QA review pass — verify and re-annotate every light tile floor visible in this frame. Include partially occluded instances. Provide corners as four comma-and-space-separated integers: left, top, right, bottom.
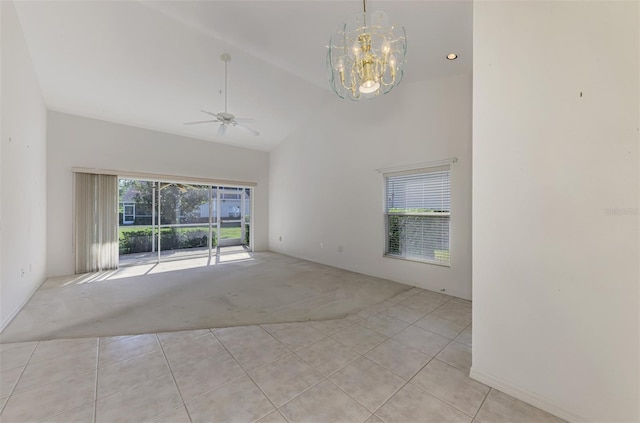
0, 288, 565, 423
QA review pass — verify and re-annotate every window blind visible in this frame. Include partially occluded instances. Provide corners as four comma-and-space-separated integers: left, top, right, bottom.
75, 173, 119, 273
384, 167, 451, 266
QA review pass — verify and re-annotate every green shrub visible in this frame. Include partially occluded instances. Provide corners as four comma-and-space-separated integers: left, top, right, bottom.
119, 227, 217, 255
387, 215, 402, 255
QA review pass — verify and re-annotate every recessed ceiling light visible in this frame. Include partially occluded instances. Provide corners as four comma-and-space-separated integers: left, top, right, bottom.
446, 53, 458, 60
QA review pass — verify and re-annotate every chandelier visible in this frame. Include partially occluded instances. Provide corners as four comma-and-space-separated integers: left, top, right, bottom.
327, 0, 407, 100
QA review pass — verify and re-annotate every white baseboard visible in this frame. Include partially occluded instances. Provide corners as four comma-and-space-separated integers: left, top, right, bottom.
267, 249, 470, 300
0, 277, 45, 334
469, 367, 590, 423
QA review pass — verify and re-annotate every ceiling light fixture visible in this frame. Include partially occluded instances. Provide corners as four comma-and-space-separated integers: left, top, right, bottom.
447, 53, 458, 60
183, 54, 259, 136
327, 0, 407, 100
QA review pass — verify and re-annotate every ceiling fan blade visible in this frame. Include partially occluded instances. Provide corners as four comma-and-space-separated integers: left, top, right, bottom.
184, 119, 219, 125
218, 123, 227, 136
233, 117, 255, 123
234, 122, 260, 136
201, 110, 219, 118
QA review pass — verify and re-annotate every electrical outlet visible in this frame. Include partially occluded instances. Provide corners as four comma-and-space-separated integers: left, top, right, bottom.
320, 242, 323, 249
279, 235, 283, 242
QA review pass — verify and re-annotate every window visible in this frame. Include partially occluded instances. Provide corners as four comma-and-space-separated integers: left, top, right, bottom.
384, 166, 451, 266
122, 203, 135, 224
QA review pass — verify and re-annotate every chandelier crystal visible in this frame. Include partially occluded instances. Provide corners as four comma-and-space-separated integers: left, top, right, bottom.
327, 1, 407, 100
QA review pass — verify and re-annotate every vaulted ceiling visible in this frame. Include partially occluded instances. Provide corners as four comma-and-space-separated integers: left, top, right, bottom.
14, 1, 472, 151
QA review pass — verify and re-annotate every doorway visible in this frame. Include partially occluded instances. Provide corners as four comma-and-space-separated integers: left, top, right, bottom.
118, 178, 252, 266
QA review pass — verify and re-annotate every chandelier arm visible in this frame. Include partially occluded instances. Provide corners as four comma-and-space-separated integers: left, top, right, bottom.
338, 63, 357, 91
380, 73, 396, 87
380, 59, 397, 86
341, 80, 356, 92
351, 69, 359, 97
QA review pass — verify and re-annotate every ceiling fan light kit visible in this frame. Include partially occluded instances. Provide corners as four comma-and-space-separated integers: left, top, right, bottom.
184, 53, 259, 136
327, 0, 407, 100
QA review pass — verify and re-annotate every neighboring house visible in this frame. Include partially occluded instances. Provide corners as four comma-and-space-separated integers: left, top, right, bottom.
119, 184, 152, 225
197, 190, 246, 221
120, 185, 137, 225
120, 186, 137, 224
120, 184, 249, 225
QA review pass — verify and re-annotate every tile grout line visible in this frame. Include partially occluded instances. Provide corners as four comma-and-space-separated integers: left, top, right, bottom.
273, 368, 336, 420
214, 325, 368, 421
272, 319, 414, 420
97, 335, 163, 369
215, 325, 314, 375
155, 333, 194, 423
403, 355, 487, 419
363, 349, 433, 382
269, 330, 329, 354
454, 321, 473, 347
328, 331, 389, 357
272, 328, 370, 412
208, 328, 284, 422
293, 339, 362, 379
366, 295, 471, 342
91, 345, 176, 403
0, 341, 39, 416
366, 305, 472, 421
472, 388, 493, 422
321, 376, 387, 422
157, 329, 210, 344
366, 352, 441, 420
276, 375, 330, 419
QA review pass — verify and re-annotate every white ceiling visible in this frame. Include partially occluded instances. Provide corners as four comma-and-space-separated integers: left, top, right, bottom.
14, 0, 472, 151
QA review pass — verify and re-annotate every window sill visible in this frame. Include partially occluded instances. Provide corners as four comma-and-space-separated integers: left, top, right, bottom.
383, 254, 451, 268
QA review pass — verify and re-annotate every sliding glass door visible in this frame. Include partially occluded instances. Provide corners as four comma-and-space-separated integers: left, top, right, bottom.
118, 180, 156, 259
217, 187, 242, 247
118, 178, 252, 265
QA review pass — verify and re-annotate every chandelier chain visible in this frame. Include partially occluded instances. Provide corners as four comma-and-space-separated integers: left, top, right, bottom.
224, 59, 228, 113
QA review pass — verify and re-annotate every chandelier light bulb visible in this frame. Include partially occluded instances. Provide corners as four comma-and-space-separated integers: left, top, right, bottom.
359, 81, 381, 94
382, 41, 390, 55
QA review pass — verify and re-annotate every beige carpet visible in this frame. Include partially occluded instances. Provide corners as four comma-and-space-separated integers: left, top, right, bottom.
1, 251, 409, 342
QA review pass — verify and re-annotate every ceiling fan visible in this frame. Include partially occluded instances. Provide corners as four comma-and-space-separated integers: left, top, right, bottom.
184, 53, 259, 136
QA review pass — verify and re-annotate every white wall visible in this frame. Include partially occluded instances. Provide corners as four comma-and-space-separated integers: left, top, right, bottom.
1, 1, 48, 330
269, 74, 472, 299
472, 2, 639, 422
47, 112, 269, 276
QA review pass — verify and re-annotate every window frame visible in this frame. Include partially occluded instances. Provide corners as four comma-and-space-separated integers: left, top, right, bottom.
122, 202, 136, 224
382, 165, 452, 267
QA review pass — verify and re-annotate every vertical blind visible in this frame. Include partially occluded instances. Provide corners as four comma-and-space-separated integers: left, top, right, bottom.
75, 172, 119, 273
384, 166, 451, 265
